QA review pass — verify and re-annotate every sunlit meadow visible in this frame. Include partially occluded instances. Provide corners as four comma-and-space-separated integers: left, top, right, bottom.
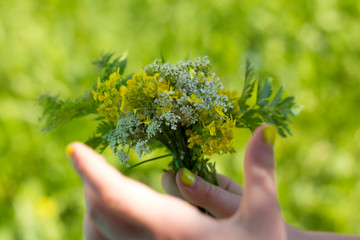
0, 0, 359, 239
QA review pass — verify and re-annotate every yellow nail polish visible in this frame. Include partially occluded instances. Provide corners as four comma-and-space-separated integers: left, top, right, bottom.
181, 168, 195, 187
65, 144, 74, 156
262, 125, 277, 146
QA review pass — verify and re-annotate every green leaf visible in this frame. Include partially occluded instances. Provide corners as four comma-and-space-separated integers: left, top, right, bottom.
39, 93, 97, 132
92, 52, 128, 81
84, 121, 114, 152
237, 109, 262, 131
257, 77, 273, 107
96, 121, 113, 135
160, 52, 166, 64
118, 58, 128, 76
236, 60, 297, 137
85, 135, 104, 150
85, 134, 109, 153
270, 86, 284, 107
92, 52, 115, 71
244, 58, 255, 85
239, 59, 256, 111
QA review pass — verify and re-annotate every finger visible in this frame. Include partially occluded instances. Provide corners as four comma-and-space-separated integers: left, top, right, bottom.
237, 125, 285, 235
216, 174, 243, 196
161, 171, 184, 199
67, 142, 213, 239
175, 169, 242, 218
162, 171, 243, 215
83, 213, 108, 240
84, 185, 152, 239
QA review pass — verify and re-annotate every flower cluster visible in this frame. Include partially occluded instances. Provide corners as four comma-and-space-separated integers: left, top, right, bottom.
91, 70, 122, 125
92, 57, 240, 170
39, 53, 296, 185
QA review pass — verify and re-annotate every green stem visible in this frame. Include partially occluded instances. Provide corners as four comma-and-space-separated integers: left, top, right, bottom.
126, 154, 172, 171
160, 128, 178, 159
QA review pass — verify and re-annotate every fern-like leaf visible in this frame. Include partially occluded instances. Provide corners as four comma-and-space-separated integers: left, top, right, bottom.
39, 93, 97, 132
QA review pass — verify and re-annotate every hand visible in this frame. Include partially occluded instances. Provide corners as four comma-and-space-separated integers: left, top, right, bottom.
67, 125, 287, 239
162, 168, 243, 219
162, 135, 360, 240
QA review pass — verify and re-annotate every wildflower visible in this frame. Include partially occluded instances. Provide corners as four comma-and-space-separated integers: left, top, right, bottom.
206, 121, 217, 136
143, 117, 151, 125
187, 93, 203, 104
188, 134, 202, 148
214, 105, 226, 117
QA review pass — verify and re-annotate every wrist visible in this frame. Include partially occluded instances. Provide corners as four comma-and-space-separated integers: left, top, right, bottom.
285, 224, 360, 240
286, 224, 309, 240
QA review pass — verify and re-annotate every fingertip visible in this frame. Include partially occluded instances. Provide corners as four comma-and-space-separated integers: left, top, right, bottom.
70, 141, 97, 154
65, 142, 106, 179
175, 169, 199, 198
65, 142, 89, 159
246, 125, 276, 170
251, 124, 278, 148
176, 168, 196, 187
65, 143, 74, 157
262, 125, 277, 146
65, 142, 81, 174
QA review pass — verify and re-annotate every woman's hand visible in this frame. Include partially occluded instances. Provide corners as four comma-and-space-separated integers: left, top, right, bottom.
162, 169, 243, 219
162, 132, 360, 240
67, 125, 287, 239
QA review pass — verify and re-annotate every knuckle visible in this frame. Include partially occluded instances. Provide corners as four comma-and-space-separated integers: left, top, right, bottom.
202, 184, 221, 203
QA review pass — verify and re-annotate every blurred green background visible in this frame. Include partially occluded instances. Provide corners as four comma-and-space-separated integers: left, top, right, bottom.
1, 0, 360, 239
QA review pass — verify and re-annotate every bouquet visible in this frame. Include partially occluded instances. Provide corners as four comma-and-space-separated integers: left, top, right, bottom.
39, 53, 297, 185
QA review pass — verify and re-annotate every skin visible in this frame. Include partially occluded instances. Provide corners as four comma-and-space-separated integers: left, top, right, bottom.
67, 126, 360, 240
162, 166, 360, 240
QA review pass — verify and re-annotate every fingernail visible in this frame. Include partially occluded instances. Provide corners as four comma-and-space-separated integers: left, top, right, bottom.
262, 125, 277, 146
181, 168, 195, 187
65, 144, 74, 157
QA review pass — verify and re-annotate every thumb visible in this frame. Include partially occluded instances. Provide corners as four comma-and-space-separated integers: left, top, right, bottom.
237, 125, 285, 236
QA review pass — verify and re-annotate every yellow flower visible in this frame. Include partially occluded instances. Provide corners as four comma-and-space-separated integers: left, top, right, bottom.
120, 99, 129, 113
92, 89, 100, 101
214, 105, 225, 116
109, 68, 121, 83
91, 71, 123, 125
127, 71, 169, 100
189, 68, 196, 78
137, 114, 146, 120
120, 85, 128, 96
143, 117, 151, 125
188, 134, 202, 148
174, 89, 182, 99
119, 86, 129, 113
187, 93, 202, 104
157, 82, 169, 94
206, 120, 216, 136
159, 105, 172, 115
209, 139, 218, 152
